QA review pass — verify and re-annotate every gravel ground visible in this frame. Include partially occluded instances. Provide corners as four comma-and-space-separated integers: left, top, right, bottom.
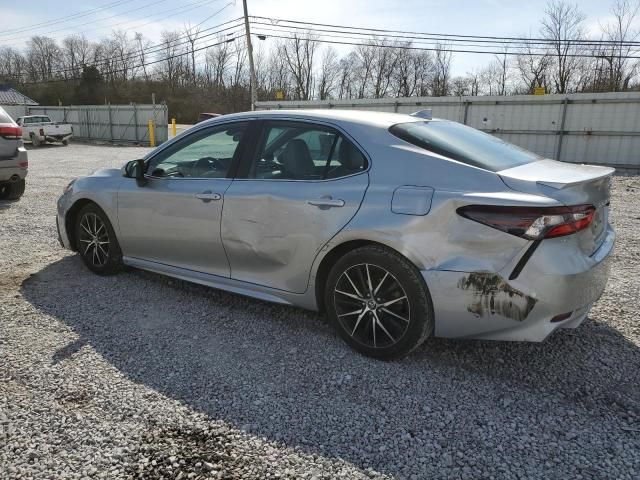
1, 143, 639, 479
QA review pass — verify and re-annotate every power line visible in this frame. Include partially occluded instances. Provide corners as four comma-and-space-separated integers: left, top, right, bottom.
250, 20, 640, 51
0, 0, 136, 35
0, 0, 216, 43
251, 30, 640, 60
252, 15, 640, 48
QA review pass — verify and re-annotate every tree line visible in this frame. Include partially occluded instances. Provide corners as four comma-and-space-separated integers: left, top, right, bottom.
0, 0, 638, 122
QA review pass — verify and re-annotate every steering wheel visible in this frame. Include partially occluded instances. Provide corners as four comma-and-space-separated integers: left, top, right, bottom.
192, 157, 225, 176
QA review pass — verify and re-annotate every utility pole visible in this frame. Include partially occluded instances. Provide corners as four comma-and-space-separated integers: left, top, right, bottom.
243, 0, 257, 111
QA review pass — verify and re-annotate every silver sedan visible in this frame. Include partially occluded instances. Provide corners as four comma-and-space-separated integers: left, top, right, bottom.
57, 110, 615, 359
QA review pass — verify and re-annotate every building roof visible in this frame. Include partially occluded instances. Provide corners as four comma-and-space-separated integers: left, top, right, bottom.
0, 85, 38, 106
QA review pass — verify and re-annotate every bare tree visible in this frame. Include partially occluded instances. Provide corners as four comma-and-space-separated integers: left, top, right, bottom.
278, 33, 318, 100
111, 31, 135, 82
431, 43, 452, 96
26, 36, 60, 81
134, 32, 152, 82
157, 30, 185, 90
337, 53, 356, 99
266, 46, 291, 97
317, 47, 339, 99
61, 34, 92, 80
184, 24, 201, 85
229, 39, 247, 88
596, 0, 640, 91
0, 47, 27, 83
465, 69, 481, 96
541, 0, 586, 93
370, 40, 400, 98
205, 37, 233, 87
516, 37, 551, 93
353, 43, 376, 98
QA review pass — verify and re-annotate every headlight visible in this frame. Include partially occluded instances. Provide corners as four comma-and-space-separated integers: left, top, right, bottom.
63, 179, 76, 194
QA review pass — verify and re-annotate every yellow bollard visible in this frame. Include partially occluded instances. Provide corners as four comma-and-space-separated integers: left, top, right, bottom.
171, 118, 177, 137
148, 119, 155, 147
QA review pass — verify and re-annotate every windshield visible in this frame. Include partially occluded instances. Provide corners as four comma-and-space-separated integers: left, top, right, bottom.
389, 121, 542, 172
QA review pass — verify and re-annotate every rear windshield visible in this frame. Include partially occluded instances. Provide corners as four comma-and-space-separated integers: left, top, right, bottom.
389, 120, 542, 172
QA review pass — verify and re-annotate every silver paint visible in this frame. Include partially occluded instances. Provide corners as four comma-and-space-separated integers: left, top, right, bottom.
56, 109, 615, 341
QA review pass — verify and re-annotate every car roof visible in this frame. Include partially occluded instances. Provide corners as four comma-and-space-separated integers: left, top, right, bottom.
211, 109, 425, 129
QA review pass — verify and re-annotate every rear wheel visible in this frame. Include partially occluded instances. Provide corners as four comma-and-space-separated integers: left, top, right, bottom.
75, 203, 123, 275
325, 245, 434, 359
0, 179, 25, 200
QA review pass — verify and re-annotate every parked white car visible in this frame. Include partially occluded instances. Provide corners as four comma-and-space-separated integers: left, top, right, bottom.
16, 115, 73, 147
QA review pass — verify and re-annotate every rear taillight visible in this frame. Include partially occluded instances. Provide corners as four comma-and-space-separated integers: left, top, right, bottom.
457, 204, 596, 240
19, 161, 28, 169
39, 128, 45, 136
0, 123, 21, 140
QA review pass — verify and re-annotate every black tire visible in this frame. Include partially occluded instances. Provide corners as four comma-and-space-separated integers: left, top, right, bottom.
325, 245, 434, 360
0, 179, 26, 200
75, 203, 123, 275
62, 139, 69, 146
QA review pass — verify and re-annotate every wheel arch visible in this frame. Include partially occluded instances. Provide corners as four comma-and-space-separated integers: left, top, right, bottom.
65, 198, 113, 251
313, 238, 421, 314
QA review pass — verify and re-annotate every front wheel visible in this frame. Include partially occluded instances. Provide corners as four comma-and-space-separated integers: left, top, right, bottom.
62, 139, 69, 146
325, 245, 434, 360
75, 203, 123, 275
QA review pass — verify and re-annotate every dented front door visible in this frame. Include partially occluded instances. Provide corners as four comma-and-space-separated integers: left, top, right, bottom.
221, 175, 368, 293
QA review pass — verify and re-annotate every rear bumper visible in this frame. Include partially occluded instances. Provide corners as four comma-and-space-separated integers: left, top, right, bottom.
45, 133, 72, 142
0, 148, 28, 182
425, 225, 615, 341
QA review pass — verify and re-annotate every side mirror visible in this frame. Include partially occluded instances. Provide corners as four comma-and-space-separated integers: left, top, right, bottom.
123, 159, 147, 186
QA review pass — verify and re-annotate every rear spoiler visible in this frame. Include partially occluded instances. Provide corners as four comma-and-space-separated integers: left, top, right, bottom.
411, 109, 433, 120
537, 166, 615, 190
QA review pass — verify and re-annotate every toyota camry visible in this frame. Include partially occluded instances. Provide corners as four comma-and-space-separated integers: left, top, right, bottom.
57, 110, 615, 359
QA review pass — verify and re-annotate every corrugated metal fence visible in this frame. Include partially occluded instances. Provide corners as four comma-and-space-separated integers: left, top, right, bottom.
27, 104, 168, 145
256, 92, 640, 173
2, 104, 168, 145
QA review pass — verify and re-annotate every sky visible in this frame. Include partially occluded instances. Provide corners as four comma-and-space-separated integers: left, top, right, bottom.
0, 0, 635, 75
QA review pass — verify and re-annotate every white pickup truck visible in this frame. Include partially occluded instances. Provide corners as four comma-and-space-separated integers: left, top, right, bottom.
16, 115, 73, 147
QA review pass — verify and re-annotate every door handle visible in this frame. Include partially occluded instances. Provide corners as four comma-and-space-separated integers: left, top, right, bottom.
194, 191, 221, 202
307, 197, 345, 208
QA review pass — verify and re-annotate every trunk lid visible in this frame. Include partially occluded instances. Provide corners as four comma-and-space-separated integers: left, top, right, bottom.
498, 159, 613, 255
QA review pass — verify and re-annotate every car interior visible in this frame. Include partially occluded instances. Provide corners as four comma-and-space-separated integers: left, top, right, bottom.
252, 126, 367, 180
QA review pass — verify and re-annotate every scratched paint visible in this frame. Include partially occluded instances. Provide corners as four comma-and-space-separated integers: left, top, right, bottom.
457, 273, 537, 322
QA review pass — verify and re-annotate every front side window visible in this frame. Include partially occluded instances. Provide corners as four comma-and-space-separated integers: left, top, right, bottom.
249, 122, 367, 180
389, 120, 542, 172
147, 122, 247, 178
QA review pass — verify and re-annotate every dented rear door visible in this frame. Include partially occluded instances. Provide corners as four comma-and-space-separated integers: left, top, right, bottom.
221, 174, 368, 293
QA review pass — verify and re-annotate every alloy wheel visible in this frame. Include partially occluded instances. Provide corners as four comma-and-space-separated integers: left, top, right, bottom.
333, 263, 411, 349
78, 212, 110, 267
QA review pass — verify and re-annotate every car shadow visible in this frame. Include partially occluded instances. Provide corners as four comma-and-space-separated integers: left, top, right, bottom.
24, 143, 65, 150
21, 255, 640, 477
0, 198, 19, 210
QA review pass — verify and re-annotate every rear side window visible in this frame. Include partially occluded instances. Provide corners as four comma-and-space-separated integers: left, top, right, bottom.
389, 121, 541, 172
248, 121, 367, 180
